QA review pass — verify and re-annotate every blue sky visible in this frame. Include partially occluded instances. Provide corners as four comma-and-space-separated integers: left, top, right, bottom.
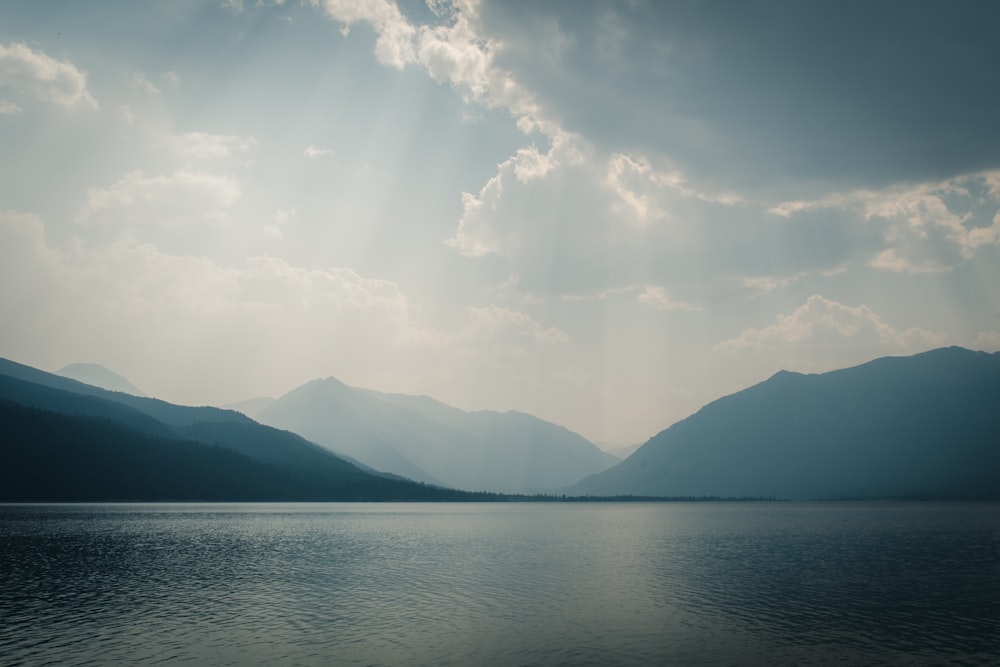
2, 0, 998, 445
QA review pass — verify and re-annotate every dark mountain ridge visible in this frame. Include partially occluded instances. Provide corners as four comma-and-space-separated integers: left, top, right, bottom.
571, 347, 1000, 500
0, 357, 251, 428
0, 359, 485, 501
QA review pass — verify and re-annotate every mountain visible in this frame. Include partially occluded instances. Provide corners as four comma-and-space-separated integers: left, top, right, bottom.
370, 389, 621, 490
570, 347, 1000, 500
594, 441, 643, 460
256, 379, 619, 493
0, 358, 486, 501
221, 396, 275, 418
57, 362, 146, 396
0, 357, 252, 428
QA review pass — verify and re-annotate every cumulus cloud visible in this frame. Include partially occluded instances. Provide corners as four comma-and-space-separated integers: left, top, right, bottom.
605, 154, 675, 224
0, 210, 423, 399
312, 0, 417, 68
0, 42, 98, 109
0, 209, 573, 406
313, 0, 548, 133
771, 171, 1000, 274
471, 2, 1000, 193
717, 294, 945, 356
78, 170, 241, 227
315, 0, 735, 300
447, 133, 584, 258
0, 99, 21, 114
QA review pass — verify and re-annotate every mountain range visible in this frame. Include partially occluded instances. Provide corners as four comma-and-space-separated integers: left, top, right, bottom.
571, 347, 1000, 500
0, 358, 489, 502
2, 347, 997, 501
250, 378, 619, 493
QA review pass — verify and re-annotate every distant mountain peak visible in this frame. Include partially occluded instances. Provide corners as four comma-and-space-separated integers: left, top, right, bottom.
256, 375, 619, 493
56, 362, 145, 396
769, 369, 805, 379
303, 376, 352, 391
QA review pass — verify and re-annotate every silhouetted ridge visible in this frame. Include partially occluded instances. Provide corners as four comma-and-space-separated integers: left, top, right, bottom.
571, 347, 1000, 500
0, 358, 491, 501
0, 357, 252, 427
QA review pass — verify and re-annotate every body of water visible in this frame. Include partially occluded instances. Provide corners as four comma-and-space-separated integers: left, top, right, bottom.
1, 502, 998, 666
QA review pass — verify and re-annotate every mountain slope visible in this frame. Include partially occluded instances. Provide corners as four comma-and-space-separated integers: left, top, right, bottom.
361, 390, 620, 490
257, 380, 618, 493
257, 378, 446, 485
0, 400, 483, 501
0, 357, 252, 428
0, 359, 484, 501
570, 347, 1000, 499
57, 362, 145, 396
221, 396, 275, 418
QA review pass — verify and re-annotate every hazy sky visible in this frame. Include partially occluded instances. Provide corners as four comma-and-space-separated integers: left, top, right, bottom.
2, 0, 999, 445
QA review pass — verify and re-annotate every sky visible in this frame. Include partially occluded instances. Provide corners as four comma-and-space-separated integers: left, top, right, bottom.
2, 0, 999, 446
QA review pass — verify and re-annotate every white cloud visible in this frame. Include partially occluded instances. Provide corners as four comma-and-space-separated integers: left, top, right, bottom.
303, 144, 333, 158
0, 42, 98, 109
447, 132, 582, 258
447, 149, 526, 257
78, 170, 242, 227
0, 210, 576, 407
169, 132, 258, 162
717, 294, 945, 355
0, 211, 421, 399
312, 0, 417, 68
0, 99, 21, 114
313, 0, 549, 134
770, 171, 1000, 273
606, 154, 671, 224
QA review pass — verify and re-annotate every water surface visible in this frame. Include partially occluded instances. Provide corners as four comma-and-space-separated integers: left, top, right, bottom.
2, 502, 998, 665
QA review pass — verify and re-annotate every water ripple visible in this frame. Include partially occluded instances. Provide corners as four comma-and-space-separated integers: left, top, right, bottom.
1, 502, 998, 666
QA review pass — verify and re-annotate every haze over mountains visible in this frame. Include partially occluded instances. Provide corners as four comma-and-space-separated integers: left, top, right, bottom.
0, 359, 484, 502
571, 347, 1000, 500
252, 378, 619, 493
56, 362, 146, 397
1, 347, 998, 501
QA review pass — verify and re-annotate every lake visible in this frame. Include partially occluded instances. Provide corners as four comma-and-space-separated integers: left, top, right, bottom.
1, 502, 998, 666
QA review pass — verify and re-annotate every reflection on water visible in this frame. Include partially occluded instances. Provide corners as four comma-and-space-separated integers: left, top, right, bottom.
1, 502, 998, 666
